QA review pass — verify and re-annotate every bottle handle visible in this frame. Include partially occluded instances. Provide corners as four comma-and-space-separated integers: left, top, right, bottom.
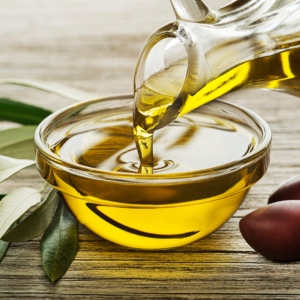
170, 0, 215, 23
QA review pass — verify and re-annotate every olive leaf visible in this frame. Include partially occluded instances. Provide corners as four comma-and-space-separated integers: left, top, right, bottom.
0, 78, 99, 102
0, 188, 41, 238
0, 126, 37, 160
1, 189, 60, 242
0, 98, 52, 125
0, 240, 10, 262
41, 201, 79, 283
0, 222, 17, 263
0, 155, 35, 183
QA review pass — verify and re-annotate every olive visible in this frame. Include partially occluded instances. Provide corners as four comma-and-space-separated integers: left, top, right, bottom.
268, 175, 300, 204
239, 200, 300, 261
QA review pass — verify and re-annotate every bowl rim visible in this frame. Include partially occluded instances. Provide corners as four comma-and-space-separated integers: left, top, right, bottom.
35, 93, 272, 183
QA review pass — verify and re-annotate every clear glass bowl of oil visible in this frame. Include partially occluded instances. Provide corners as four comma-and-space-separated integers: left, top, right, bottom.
35, 94, 271, 250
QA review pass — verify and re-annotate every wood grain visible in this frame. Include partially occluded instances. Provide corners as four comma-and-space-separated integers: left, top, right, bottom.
1, 0, 300, 299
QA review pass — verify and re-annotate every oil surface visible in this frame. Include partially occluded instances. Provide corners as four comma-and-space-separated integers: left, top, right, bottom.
52, 111, 257, 175
133, 47, 300, 169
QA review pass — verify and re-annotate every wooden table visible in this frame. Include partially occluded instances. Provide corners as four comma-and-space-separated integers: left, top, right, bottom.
1, 1, 300, 299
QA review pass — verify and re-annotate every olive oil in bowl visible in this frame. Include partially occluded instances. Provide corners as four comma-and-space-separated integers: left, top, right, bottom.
35, 95, 271, 249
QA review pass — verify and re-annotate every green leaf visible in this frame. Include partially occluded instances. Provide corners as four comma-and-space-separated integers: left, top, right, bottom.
0, 78, 99, 102
0, 126, 37, 160
0, 188, 41, 238
0, 98, 52, 125
0, 222, 17, 262
0, 155, 35, 183
0, 240, 10, 262
41, 201, 78, 283
1, 189, 60, 242
0, 195, 6, 201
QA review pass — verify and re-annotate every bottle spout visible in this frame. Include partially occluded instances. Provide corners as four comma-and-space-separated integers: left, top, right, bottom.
170, 0, 215, 23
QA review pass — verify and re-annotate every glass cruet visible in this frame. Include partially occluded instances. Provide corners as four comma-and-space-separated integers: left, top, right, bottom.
134, 0, 300, 132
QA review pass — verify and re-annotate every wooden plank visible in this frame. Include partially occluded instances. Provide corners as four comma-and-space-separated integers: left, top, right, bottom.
1, 295, 298, 300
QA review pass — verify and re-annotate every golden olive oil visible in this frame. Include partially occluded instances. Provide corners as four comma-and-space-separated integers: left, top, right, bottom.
133, 59, 187, 173
52, 111, 257, 175
38, 103, 268, 249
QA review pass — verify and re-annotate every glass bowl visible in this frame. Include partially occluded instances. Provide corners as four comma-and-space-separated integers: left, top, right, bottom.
35, 94, 271, 250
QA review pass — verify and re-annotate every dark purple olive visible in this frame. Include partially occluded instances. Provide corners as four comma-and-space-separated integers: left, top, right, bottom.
239, 200, 300, 261
268, 175, 300, 204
